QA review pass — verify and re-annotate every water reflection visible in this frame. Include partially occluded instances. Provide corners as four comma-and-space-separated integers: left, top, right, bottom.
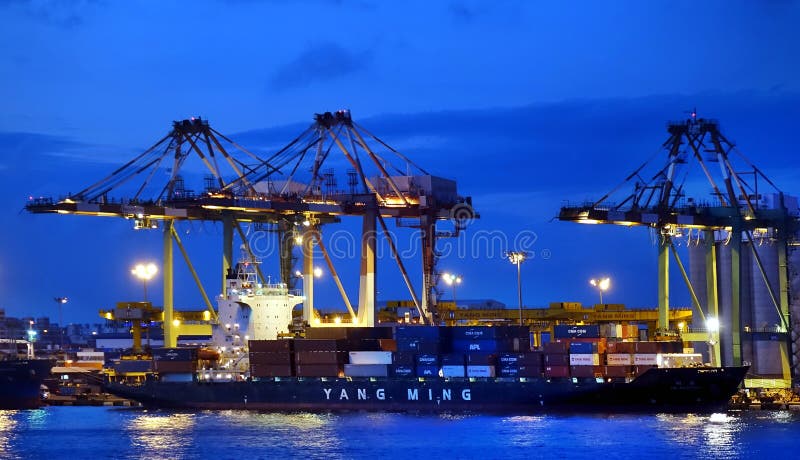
126, 411, 197, 459
0, 411, 19, 459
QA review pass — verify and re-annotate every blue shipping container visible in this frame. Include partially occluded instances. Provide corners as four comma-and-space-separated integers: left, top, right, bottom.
416, 364, 439, 377
553, 325, 601, 339
394, 326, 441, 340
390, 365, 415, 377
451, 339, 515, 353
569, 342, 596, 354
416, 354, 439, 364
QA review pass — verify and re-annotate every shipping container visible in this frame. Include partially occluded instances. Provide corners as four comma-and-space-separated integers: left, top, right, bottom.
394, 326, 443, 340
633, 354, 658, 366
569, 354, 601, 366
248, 352, 293, 365
306, 326, 393, 340
295, 364, 342, 377
607, 341, 635, 354
389, 364, 415, 377
569, 365, 601, 378
635, 342, 659, 354
553, 325, 600, 339
520, 352, 544, 367
293, 339, 347, 352
451, 338, 515, 353
250, 364, 293, 377
378, 339, 397, 352
440, 354, 465, 366
543, 353, 570, 366
450, 326, 530, 341
466, 353, 497, 365
396, 338, 442, 354
348, 351, 393, 365
441, 365, 466, 377
542, 341, 568, 354
498, 353, 524, 364
416, 364, 439, 377
569, 342, 597, 354
544, 365, 570, 378
154, 360, 196, 373
466, 365, 496, 377
152, 348, 197, 362
343, 364, 389, 377
657, 353, 703, 368
294, 351, 347, 365
391, 352, 416, 365
248, 339, 294, 353
606, 353, 633, 366
416, 354, 439, 365
602, 365, 630, 378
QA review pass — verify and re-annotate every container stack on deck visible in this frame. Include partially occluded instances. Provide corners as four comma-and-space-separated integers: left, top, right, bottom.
152, 324, 695, 382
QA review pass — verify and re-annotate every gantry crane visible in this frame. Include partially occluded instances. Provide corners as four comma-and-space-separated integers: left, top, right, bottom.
28, 111, 477, 346
559, 112, 799, 383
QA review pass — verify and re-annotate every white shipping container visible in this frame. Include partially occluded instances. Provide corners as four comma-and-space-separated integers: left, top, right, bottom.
634, 354, 658, 365
466, 365, 496, 377
606, 353, 633, 365
569, 354, 600, 366
343, 364, 389, 377
348, 351, 393, 365
441, 365, 466, 378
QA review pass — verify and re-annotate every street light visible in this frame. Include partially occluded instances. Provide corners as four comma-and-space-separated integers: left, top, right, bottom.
505, 251, 528, 326
589, 277, 611, 304
131, 263, 158, 301
53, 297, 68, 350
295, 267, 323, 279
442, 273, 462, 306
706, 316, 720, 367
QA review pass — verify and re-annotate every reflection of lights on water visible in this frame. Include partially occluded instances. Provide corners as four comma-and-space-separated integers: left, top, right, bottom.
128, 413, 197, 456
709, 413, 728, 423
0, 411, 16, 457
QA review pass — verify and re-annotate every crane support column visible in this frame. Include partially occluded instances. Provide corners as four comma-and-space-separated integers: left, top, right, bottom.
778, 237, 793, 380
658, 235, 670, 332
730, 229, 743, 366
357, 200, 377, 327
705, 230, 721, 367
302, 225, 316, 325
222, 212, 234, 296
163, 219, 176, 348
420, 213, 437, 324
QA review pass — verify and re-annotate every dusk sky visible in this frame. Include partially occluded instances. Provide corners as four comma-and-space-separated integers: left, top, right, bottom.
1, 0, 799, 325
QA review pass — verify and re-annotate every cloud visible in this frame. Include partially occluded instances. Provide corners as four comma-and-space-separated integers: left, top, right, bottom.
269, 42, 371, 90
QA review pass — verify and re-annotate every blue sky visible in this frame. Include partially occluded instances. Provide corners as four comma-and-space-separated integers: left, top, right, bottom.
1, 0, 799, 324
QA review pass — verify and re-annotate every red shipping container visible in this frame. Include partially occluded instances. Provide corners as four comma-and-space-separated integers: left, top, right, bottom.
543, 342, 568, 354
602, 365, 630, 378
249, 352, 293, 365
294, 351, 347, 365
249, 339, 294, 352
635, 341, 659, 353
295, 364, 342, 377
544, 365, 570, 378
378, 339, 397, 352
250, 364, 293, 377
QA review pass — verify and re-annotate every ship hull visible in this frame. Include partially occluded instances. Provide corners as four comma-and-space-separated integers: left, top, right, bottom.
105, 366, 747, 413
0, 359, 52, 409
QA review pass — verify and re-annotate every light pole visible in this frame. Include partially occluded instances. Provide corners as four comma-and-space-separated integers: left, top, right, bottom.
589, 277, 611, 304
505, 251, 527, 326
53, 297, 67, 350
442, 273, 462, 307
706, 316, 720, 367
131, 263, 158, 301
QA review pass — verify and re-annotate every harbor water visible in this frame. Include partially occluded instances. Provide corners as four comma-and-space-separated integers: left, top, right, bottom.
2, 408, 800, 459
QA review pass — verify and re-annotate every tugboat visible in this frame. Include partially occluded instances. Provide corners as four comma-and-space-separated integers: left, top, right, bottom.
0, 339, 52, 409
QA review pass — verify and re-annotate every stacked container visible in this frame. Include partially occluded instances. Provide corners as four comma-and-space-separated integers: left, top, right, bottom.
249, 339, 294, 377
153, 348, 197, 374
294, 339, 348, 377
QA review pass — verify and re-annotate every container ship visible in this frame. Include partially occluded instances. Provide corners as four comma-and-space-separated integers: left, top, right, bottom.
103, 262, 747, 413
0, 340, 53, 409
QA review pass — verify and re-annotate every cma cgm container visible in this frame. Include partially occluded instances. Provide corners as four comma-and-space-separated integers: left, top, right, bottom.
553, 325, 600, 339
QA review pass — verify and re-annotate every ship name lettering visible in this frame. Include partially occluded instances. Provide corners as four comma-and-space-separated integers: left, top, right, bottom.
357, 389, 367, 400
376, 389, 385, 400
442, 389, 451, 401
462, 389, 471, 401
323, 388, 332, 400
428, 389, 433, 400
407, 388, 418, 400
340, 389, 349, 400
